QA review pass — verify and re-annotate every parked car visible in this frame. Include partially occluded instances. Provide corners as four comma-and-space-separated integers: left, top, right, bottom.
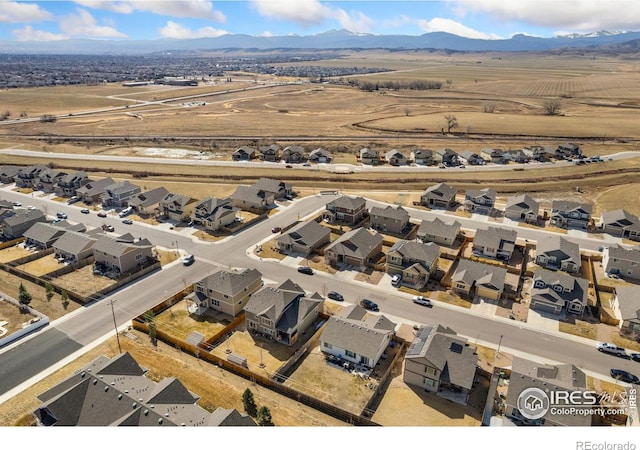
118, 207, 133, 218
97, 211, 107, 218
271, 227, 282, 233
327, 291, 344, 302
597, 342, 627, 357
297, 266, 314, 275
12, 201, 21, 207
610, 369, 640, 384
360, 299, 379, 312
630, 353, 640, 363
181, 254, 195, 266
101, 224, 115, 232
122, 219, 133, 225
285, 165, 293, 168
56, 212, 68, 219
391, 274, 402, 286
80, 208, 90, 214
67, 196, 80, 204
27, 205, 36, 210
412, 296, 433, 307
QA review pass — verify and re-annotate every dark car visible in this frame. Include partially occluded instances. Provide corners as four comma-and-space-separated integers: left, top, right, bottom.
297, 266, 313, 275
610, 369, 640, 384
97, 211, 107, 218
327, 291, 344, 302
101, 224, 115, 232
271, 227, 282, 233
360, 299, 379, 312
122, 219, 133, 225
630, 353, 640, 363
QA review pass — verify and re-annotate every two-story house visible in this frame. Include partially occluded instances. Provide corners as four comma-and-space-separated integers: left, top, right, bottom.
100, 181, 142, 208
420, 183, 458, 209
610, 285, 640, 340
457, 150, 486, 166
322, 195, 367, 225
464, 188, 497, 215
451, 259, 507, 301
127, 187, 170, 217
369, 205, 410, 235
505, 194, 540, 224
159, 192, 197, 222
602, 244, 640, 280
0, 165, 21, 184
52, 230, 98, 263
275, 221, 330, 256
385, 149, 409, 166
481, 148, 507, 164
410, 149, 434, 166
191, 197, 238, 232
15, 164, 48, 188
324, 227, 383, 268
282, 145, 307, 163
549, 200, 592, 230
386, 240, 440, 289
0, 208, 47, 239
259, 144, 280, 162
92, 234, 154, 276
472, 226, 517, 262
416, 217, 461, 247
230, 186, 274, 212
435, 148, 459, 166
535, 235, 581, 273
308, 148, 332, 163
76, 177, 116, 204
600, 209, 640, 241
232, 146, 257, 161
189, 267, 263, 317
36, 169, 66, 193
359, 148, 380, 165
556, 142, 582, 158
252, 177, 292, 200
53, 171, 90, 198
529, 269, 588, 316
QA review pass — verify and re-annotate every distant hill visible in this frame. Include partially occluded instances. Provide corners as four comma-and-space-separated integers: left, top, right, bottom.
2, 29, 640, 55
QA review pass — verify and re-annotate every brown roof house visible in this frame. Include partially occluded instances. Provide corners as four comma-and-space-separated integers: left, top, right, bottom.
188, 267, 263, 317
127, 187, 170, 217
76, 177, 116, 204
404, 325, 478, 405
0, 208, 47, 239
159, 192, 197, 222
505, 194, 540, 224
602, 244, 640, 281
535, 235, 581, 273
320, 304, 396, 369
33, 352, 255, 426
324, 227, 383, 269
92, 234, 154, 276
386, 240, 440, 289
416, 217, 461, 247
452, 259, 507, 301
275, 221, 330, 256
369, 205, 410, 235
464, 188, 497, 215
610, 285, 640, 340
322, 195, 367, 225
191, 197, 238, 232
600, 209, 640, 241
53, 171, 90, 198
420, 182, 458, 209
529, 269, 588, 316
472, 226, 517, 262
549, 200, 592, 230
244, 279, 323, 346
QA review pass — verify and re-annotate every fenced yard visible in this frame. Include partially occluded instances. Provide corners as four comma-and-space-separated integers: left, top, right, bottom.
18, 255, 64, 277
53, 265, 117, 298
0, 245, 32, 263
154, 299, 227, 341
0, 299, 39, 336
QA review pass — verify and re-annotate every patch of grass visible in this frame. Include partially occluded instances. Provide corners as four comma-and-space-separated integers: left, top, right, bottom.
254, 240, 286, 260
610, 334, 640, 352
558, 320, 598, 340
432, 290, 473, 309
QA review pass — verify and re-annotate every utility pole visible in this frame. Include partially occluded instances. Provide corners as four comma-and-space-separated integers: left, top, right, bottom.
496, 334, 503, 359
110, 299, 122, 354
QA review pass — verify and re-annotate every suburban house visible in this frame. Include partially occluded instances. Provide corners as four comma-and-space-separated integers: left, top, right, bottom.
435, 148, 459, 166
53, 171, 90, 197
416, 217, 461, 247
0, 200, 13, 209
92, 234, 154, 276
610, 285, 640, 340
505, 149, 529, 163
191, 197, 238, 232
420, 182, 458, 209
100, 181, 142, 208
232, 146, 257, 161
529, 269, 589, 316
535, 235, 581, 273
556, 142, 582, 158
23, 221, 85, 250
308, 148, 332, 163
386, 240, 440, 289
600, 209, 640, 241
127, 187, 170, 217
602, 244, 640, 280
457, 150, 486, 166
76, 177, 116, 204
410, 149, 435, 166
324, 227, 383, 268
253, 177, 292, 199
230, 186, 274, 212
524, 145, 556, 161
323, 195, 367, 225
282, 145, 307, 163
472, 226, 517, 262
359, 148, 380, 165
482, 148, 507, 164
464, 188, 497, 215
259, 144, 280, 162
505, 194, 540, 224
52, 230, 98, 263
159, 192, 197, 222
244, 279, 323, 346
189, 267, 263, 317
404, 325, 478, 405
451, 259, 507, 301
320, 304, 396, 369
15, 164, 47, 188
0, 208, 47, 239
385, 149, 409, 166
32, 352, 255, 426
549, 200, 592, 230
0, 165, 21, 184
36, 169, 66, 193
369, 205, 410, 235
504, 356, 590, 426
274, 221, 330, 256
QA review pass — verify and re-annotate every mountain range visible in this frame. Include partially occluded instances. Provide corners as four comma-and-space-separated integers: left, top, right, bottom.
2, 29, 640, 55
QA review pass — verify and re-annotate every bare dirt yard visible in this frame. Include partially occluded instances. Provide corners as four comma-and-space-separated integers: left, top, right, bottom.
0, 244, 32, 263
53, 265, 117, 298
19, 254, 63, 277
0, 298, 39, 336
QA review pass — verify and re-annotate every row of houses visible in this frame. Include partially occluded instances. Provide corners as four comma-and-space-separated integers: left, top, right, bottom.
232, 145, 332, 163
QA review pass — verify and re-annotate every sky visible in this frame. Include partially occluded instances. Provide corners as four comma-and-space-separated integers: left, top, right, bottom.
1, 0, 640, 42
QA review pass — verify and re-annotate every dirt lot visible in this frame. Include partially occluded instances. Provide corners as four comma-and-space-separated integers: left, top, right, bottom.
0, 298, 40, 335
155, 299, 227, 341
0, 245, 32, 263
18, 254, 63, 277
53, 265, 117, 298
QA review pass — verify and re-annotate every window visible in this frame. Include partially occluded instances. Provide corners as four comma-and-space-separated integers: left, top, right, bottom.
424, 366, 437, 376
553, 285, 563, 292
135, 254, 143, 261
224, 294, 229, 299
324, 342, 332, 349
248, 321, 257, 329
456, 282, 466, 290
211, 300, 220, 307
423, 378, 436, 387
261, 318, 272, 327
196, 285, 204, 293
345, 350, 356, 358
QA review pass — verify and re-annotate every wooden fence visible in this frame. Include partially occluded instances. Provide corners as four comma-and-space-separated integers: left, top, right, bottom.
0, 237, 24, 250
7, 247, 54, 267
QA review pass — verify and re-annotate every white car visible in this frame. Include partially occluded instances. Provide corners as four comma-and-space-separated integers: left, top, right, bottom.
596, 342, 627, 357
412, 296, 433, 307
391, 274, 402, 286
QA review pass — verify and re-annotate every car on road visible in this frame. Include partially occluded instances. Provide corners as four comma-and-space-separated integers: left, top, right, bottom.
630, 353, 640, 363
327, 291, 344, 302
412, 296, 433, 307
271, 227, 282, 233
302, 163, 311, 167
360, 298, 379, 312
27, 205, 36, 210
122, 219, 133, 225
597, 342, 627, 357
80, 208, 90, 214
181, 254, 195, 266
56, 212, 68, 219
67, 196, 80, 204
297, 266, 314, 275
97, 211, 107, 218
12, 201, 21, 207
285, 165, 293, 168
101, 224, 115, 232
610, 369, 640, 384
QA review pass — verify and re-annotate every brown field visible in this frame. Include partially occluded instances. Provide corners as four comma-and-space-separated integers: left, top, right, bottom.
0, 299, 39, 335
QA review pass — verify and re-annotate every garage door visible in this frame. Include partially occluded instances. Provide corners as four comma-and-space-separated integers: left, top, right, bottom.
531, 301, 560, 315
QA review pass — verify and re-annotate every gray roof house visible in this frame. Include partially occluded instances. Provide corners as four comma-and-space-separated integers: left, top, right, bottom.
159, 192, 197, 222
535, 235, 581, 273
320, 304, 396, 369
100, 180, 142, 208
0, 208, 47, 239
23, 221, 83, 249
323, 195, 367, 225
0, 200, 13, 209
127, 187, 170, 216
259, 144, 280, 162
410, 149, 434, 165
92, 234, 154, 276
232, 146, 257, 161
505, 194, 540, 224
244, 279, 323, 346
416, 217, 461, 247
464, 188, 497, 215
404, 325, 478, 405
253, 177, 292, 199
275, 221, 330, 256
369, 205, 410, 235
52, 230, 98, 263
611, 285, 640, 339
529, 269, 589, 316
189, 267, 263, 317
191, 197, 238, 232
602, 244, 640, 280
231, 186, 274, 212
0, 165, 21, 184
452, 259, 507, 301
53, 171, 90, 197
282, 145, 307, 163
386, 240, 440, 289
600, 209, 640, 241
308, 148, 332, 163
36, 168, 66, 193
457, 150, 486, 165
32, 352, 255, 426
324, 227, 383, 268
435, 148, 459, 166
15, 164, 47, 188
385, 149, 409, 166
504, 356, 590, 426
76, 177, 116, 204
472, 226, 517, 262
420, 182, 458, 209
550, 200, 592, 230
359, 147, 380, 165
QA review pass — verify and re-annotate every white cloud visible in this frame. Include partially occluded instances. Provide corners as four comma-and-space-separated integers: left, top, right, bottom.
11, 25, 66, 41
417, 17, 502, 39
60, 8, 127, 38
74, 0, 225, 22
0, 1, 53, 23
261, 31, 274, 37
159, 21, 227, 39
332, 9, 374, 34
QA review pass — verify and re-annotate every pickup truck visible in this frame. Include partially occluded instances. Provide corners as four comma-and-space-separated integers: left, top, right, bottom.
596, 342, 627, 357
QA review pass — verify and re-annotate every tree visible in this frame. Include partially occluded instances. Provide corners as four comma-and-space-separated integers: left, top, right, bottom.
543, 100, 561, 116
18, 283, 32, 311
44, 282, 53, 301
444, 114, 458, 133
257, 406, 274, 426
61, 290, 69, 309
404, 107, 411, 117
144, 310, 157, 346
242, 388, 257, 418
